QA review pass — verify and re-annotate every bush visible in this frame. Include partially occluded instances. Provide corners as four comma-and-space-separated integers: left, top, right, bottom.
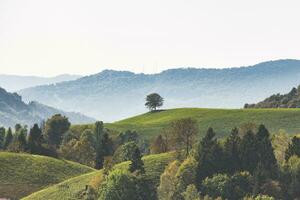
98, 169, 139, 200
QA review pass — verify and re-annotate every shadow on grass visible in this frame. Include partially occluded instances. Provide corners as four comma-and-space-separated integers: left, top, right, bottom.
149, 109, 166, 113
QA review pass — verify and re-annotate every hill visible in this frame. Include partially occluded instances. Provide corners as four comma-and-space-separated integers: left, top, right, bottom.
0, 87, 95, 127
245, 85, 300, 108
99, 108, 300, 139
0, 152, 95, 199
23, 152, 174, 200
19, 59, 300, 122
0, 74, 81, 92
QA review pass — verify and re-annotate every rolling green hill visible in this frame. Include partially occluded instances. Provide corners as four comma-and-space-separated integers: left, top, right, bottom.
0, 152, 95, 199
23, 152, 175, 200
102, 108, 300, 138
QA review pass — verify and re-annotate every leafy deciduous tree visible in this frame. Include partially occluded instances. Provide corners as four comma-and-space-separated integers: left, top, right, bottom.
145, 93, 164, 111
285, 136, 300, 161
150, 134, 168, 154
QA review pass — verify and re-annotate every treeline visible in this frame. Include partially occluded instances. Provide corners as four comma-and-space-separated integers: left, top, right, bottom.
0, 114, 72, 157
0, 114, 149, 170
83, 119, 300, 200
245, 85, 300, 108
155, 124, 297, 200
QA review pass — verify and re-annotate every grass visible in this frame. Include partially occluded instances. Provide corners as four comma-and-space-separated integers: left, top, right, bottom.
23, 152, 175, 200
102, 108, 300, 138
0, 152, 95, 199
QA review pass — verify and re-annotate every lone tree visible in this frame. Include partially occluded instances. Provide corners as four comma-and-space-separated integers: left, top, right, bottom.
129, 146, 145, 174
145, 93, 164, 111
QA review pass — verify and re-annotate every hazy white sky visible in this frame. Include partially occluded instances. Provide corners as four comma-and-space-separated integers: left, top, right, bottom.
0, 0, 300, 76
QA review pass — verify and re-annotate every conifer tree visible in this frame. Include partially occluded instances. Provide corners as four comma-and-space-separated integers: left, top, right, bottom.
224, 127, 241, 173
129, 147, 145, 174
196, 128, 224, 186
0, 127, 5, 150
28, 124, 43, 154
94, 121, 105, 169
239, 130, 259, 173
256, 125, 278, 177
4, 127, 13, 149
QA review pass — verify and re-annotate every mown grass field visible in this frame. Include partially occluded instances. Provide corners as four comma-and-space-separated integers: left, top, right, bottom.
23, 152, 175, 200
0, 152, 95, 199
73, 108, 300, 139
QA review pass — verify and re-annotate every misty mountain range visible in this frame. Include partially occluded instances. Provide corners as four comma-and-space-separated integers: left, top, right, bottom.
0, 87, 95, 127
13, 59, 300, 122
0, 74, 81, 92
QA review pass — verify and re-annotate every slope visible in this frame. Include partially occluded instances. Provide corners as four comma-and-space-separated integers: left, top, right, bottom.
0, 152, 95, 199
0, 87, 95, 127
23, 152, 175, 200
103, 108, 300, 138
0, 74, 81, 92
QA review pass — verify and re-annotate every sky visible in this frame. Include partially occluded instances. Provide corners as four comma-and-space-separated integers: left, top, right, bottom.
0, 0, 300, 77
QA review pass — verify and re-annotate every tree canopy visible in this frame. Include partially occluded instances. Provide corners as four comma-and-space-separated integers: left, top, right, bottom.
145, 93, 164, 111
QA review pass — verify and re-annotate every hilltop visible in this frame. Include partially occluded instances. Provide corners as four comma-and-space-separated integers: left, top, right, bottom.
19, 59, 300, 121
0, 152, 94, 199
23, 152, 174, 200
0, 87, 95, 127
101, 108, 300, 138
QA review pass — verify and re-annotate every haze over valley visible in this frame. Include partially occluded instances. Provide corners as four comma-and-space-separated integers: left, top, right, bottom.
15, 59, 300, 122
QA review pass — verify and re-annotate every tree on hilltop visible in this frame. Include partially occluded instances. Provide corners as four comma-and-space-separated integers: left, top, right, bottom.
145, 93, 164, 111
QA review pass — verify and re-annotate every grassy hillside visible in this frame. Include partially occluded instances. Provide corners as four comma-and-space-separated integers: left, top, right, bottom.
23, 152, 175, 200
103, 108, 300, 138
0, 152, 95, 199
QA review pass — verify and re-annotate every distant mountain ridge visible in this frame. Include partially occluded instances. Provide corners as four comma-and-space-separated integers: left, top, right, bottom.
0, 74, 81, 92
0, 87, 95, 127
18, 59, 300, 122
245, 85, 300, 108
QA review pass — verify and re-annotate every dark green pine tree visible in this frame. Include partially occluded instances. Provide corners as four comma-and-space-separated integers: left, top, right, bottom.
239, 130, 259, 173
196, 127, 224, 186
129, 147, 145, 174
28, 124, 43, 154
94, 121, 105, 169
224, 127, 241, 173
256, 125, 278, 177
0, 127, 5, 150
4, 127, 13, 149
285, 136, 300, 161
253, 162, 269, 195
17, 129, 27, 151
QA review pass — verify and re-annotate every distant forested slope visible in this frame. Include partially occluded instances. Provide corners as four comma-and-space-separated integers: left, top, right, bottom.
0, 74, 81, 92
0, 87, 95, 127
19, 59, 300, 121
245, 85, 300, 108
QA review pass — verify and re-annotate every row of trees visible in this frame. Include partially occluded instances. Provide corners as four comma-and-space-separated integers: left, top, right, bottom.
0, 113, 150, 170
154, 121, 300, 200
90, 118, 300, 200
0, 114, 71, 156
